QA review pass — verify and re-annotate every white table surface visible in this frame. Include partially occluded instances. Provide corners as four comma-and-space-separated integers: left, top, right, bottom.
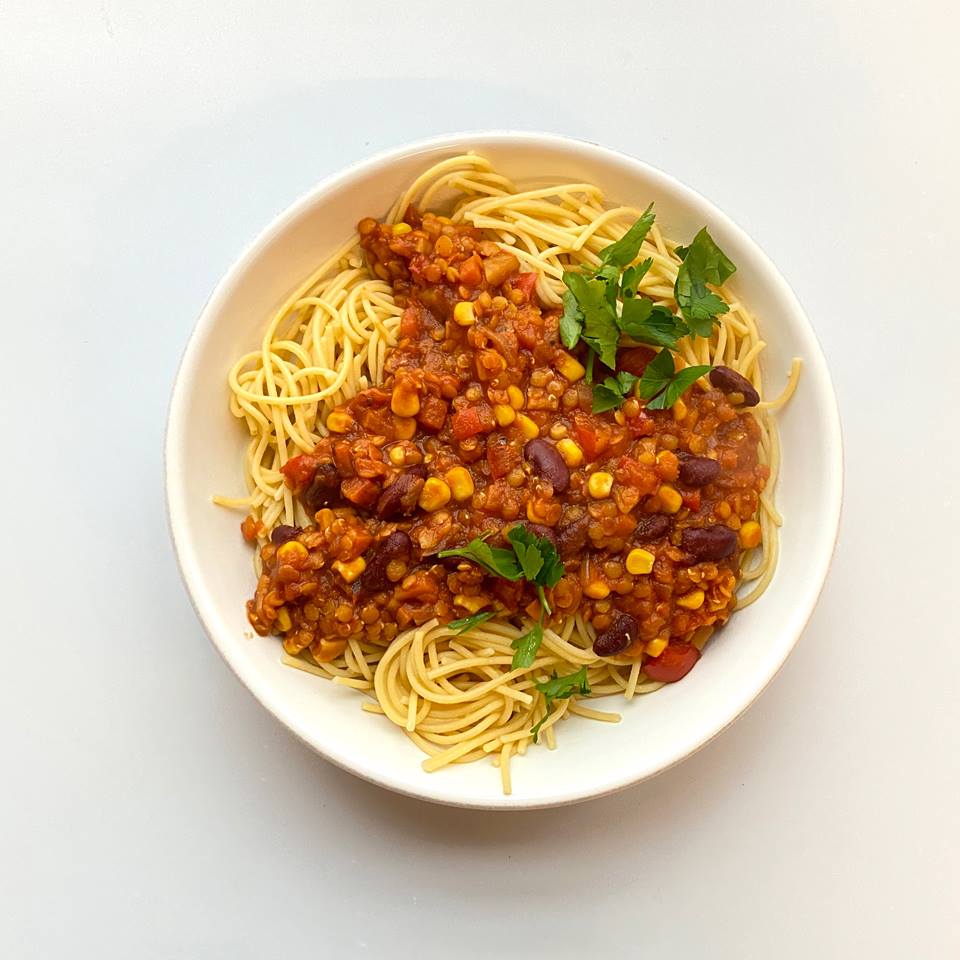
2, 2, 958, 957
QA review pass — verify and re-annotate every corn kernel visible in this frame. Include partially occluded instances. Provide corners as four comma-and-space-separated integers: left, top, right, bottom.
555, 352, 585, 382
277, 540, 308, 564
392, 416, 416, 440
325, 410, 354, 434
453, 594, 487, 614
645, 636, 668, 658
507, 385, 525, 409
739, 520, 762, 549
453, 301, 476, 326
587, 472, 614, 498
445, 466, 474, 501
390, 385, 420, 418
276, 607, 292, 632
658, 485, 682, 513
672, 398, 687, 422
392, 222, 412, 235
556, 438, 583, 468
418, 477, 451, 511
625, 548, 655, 575
517, 414, 539, 440
677, 589, 705, 610
493, 404, 516, 427
584, 580, 611, 599
388, 446, 406, 466
332, 556, 366, 584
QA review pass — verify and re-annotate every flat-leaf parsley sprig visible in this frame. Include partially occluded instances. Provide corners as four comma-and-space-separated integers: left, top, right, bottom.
530, 666, 591, 742
559, 207, 737, 413
438, 525, 564, 669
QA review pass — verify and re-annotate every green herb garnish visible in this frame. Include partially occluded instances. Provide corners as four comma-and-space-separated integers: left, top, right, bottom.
507, 525, 563, 615
562, 273, 619, 369
559, 211, 737, 413
438, 533, 522, 580
597, 203, 656, 268
620, 258, 653, 299
440, 526, 565, 669
446, 610, 497, 634
530, 666, 591, 742
619, 299, 688, 350
591, 371, 639, 414
674, 227, 736, 337
637, 348, 713, 411
511, 622, 543, 670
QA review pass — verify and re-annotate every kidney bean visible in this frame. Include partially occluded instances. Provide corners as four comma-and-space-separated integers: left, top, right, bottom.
633, 514, 671, 541
301, 462, 340, 511
270, 524, 301, 546
359, 531, 412, 593
375, 464, 426, 519
593, 613, 638, 657
681, 524, 738, 561
679, 455, 721, 487
523, 438, 570, 493
556, 514, 589, 558
709, 366, 760, 406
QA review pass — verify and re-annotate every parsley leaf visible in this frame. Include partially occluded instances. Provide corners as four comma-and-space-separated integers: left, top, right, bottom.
563, 272, 619, 369
592, 371, 639, 413
438, 537, 522, 580
511, 621, 543, 670
674, 227, 736, 337
598, 204, 656, 269
530, 666, 591, 742
646, 364, 713, 410
559, 289, 583, 350
619, 299, 688, 350
620, 258, 653, 299
637, 348, 712, 410
446, 610, 497, 634
506, 526, 563, 590
636, 348, 677, 400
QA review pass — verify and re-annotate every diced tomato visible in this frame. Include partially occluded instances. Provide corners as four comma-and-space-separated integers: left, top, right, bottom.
400, 306, 421, 338
625, 410, 656, 438
681, 489, 701, 512
418, 395, 448, 433
458, 254, 483, 288
487, 436, 520, 479
618, 347, 657, 377
513, 272, 538, 299
340, 477, 380, 508
358, 406, 395, 437
280, 454, 319, 491
451, 405, 495, 440
643, 642, 701, 682
333, 442, 355, 476
573, 414, 604, 462
240, 515, 262, 543
613, 456, 659, 496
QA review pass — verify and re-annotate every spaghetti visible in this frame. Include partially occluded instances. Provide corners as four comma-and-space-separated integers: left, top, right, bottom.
215, 154, 799, 793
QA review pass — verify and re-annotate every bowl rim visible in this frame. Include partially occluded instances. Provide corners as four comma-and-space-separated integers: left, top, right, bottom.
164, 130, 843, 810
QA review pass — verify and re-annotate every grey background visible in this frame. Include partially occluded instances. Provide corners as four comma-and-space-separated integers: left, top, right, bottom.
2, 1, 957, 957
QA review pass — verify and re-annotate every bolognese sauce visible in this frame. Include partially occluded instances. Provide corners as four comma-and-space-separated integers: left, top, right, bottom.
245, 211, 768, 681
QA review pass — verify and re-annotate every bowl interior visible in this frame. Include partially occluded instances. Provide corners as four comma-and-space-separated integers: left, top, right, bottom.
166, 133, 842, 808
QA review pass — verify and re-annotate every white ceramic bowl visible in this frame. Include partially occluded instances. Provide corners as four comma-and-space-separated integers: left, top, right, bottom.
165, 132, 842, 809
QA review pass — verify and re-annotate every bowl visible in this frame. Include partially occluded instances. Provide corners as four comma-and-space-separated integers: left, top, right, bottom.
165, 131, 842, 809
